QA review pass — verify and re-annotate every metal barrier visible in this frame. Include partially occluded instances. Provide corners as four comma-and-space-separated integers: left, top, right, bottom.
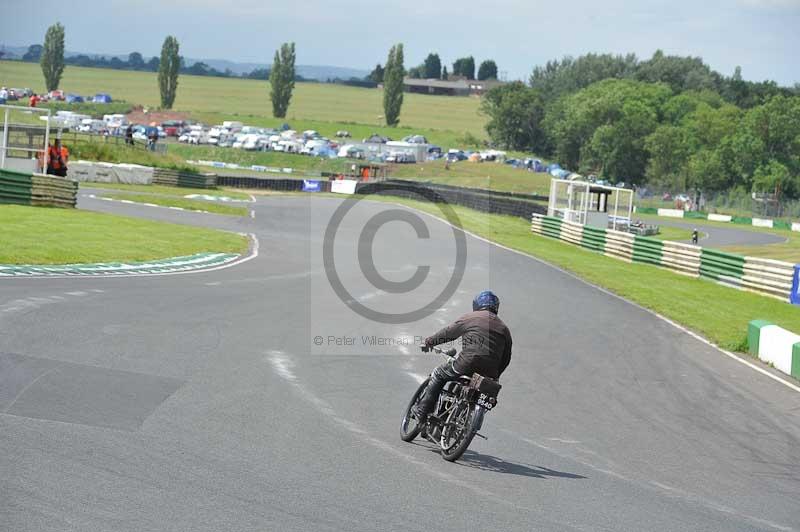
531, 213, 795, 302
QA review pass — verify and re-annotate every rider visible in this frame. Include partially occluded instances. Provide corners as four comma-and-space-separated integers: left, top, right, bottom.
413, 290, 512, 422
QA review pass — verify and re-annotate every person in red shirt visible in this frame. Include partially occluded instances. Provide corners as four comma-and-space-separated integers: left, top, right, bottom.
29, 94, 39, 107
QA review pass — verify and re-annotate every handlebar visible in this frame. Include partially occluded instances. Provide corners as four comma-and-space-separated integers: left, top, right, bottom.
421, 345, 457, 357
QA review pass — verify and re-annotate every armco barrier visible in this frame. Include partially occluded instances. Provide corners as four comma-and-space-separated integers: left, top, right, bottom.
216, 175, 331, 192
0, 169, 76, 208
531, 213, 795, 301
354, 180, 547, 219
748, 320, 800, 379
152, 168, 217, 188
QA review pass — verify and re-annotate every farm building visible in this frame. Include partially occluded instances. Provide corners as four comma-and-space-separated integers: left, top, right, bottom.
403, 78, 504, 96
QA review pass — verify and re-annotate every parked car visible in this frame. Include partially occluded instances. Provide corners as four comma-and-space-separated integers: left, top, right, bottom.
78, 118, 106, 134
402, 134, 428, 144
363, 133, 390, 144
446, 150, 467, 162
65, 94, 84, 103
93, 93, 113, 103
48, 90, 65, 101
336, 130, 351, 138
161, 120, 184, 137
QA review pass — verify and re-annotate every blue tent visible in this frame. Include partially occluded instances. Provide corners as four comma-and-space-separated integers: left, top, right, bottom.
93, 93, 112, 103
65, 94, 84, 103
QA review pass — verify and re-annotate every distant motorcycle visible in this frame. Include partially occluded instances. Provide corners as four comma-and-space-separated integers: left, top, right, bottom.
400, 345, 502, 462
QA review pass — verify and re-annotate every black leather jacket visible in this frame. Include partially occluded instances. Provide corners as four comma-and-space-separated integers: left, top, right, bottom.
426, 310, 512, 379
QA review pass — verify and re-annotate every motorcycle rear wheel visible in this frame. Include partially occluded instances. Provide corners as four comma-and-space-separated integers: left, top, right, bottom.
440, 401, 478, 462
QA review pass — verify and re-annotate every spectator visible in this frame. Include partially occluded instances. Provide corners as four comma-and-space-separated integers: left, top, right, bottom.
29, 93, 39, 107
46, 139, 69, 177
146, 123, 158, 151
0, 86, 8, 104
125, 124, 134, 145
692, 229, 699, 245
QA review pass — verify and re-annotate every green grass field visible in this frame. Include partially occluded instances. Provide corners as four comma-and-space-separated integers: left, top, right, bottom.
0, 60, 486, 146
0, 205, 247, 264
389, 160, 553, 195
84, 182, 252, 199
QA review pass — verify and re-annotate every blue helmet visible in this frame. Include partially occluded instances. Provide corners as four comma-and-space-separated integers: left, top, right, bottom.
473, 290, 500, 314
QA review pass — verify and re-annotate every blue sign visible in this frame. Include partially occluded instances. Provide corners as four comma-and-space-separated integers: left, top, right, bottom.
791, 264, 800, 305
302, 180, 321, 192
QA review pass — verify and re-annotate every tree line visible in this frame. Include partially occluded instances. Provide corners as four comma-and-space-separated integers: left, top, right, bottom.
368, 54, 498, 83
481, 51, 800, 200
15, 43, 300, 80
30, 24, 298, 118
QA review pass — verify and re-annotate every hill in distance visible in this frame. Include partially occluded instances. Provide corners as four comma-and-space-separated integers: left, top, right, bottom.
0, 44, 369, 81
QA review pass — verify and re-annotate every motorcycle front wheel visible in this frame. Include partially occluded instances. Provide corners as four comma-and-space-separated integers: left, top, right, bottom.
400, 378, 429, 442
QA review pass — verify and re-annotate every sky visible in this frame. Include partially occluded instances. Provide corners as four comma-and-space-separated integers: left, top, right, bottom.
1, 0, 799, 85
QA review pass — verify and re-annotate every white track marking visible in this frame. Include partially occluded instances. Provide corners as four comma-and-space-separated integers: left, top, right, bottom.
249, 209, 255, 219
267, 351, 525, 509
405, 372, 427, 384
380, 200, 800, 394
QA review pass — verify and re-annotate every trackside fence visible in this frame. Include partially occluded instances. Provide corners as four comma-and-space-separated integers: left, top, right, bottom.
531, 213, 795, 302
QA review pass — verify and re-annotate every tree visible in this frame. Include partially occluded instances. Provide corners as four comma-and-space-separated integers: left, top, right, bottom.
270, 42, 296, 118
477, 60, 498, 81
407, 65, 424, 79
645, 125, 691, 190
368, 63, 384, 83
158, 36, 180, 109
383, 43, 405, 127
441, 65, 448, 80
423, 53, 441, 79
23, 44, 43, 62
480, 82, 547, 152
452, 56, 475, 79
147, 56, 160, 72
530, 53, 638, 102
40, 23, 65, 92
542, 79, 671, 178
128, 52, 145, 70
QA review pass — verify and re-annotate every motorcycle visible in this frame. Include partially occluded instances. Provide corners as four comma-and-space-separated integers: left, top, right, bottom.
400, 345, 502, 462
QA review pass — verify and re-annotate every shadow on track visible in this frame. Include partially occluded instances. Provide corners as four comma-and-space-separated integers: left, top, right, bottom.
420, 446, 587, 479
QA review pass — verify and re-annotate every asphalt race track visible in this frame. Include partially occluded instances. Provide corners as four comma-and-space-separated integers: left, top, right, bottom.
653, 219, 787, 247
2, 193, 800, 532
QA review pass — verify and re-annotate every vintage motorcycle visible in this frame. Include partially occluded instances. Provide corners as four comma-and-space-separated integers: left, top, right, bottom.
400, 345, 502, 462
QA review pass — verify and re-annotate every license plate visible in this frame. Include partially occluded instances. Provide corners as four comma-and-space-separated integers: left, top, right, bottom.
477, 393, 494, 410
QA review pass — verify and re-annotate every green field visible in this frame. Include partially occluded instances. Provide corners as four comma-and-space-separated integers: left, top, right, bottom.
389, 160, 553, 195
0, 205, 247, 264
0, 60, 486, 147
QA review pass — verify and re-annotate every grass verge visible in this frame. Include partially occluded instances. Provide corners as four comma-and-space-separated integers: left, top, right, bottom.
347, 194, 800, 351
83, 182, 252, 200
0, 205, 247, 264
98, 193, 249, 216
